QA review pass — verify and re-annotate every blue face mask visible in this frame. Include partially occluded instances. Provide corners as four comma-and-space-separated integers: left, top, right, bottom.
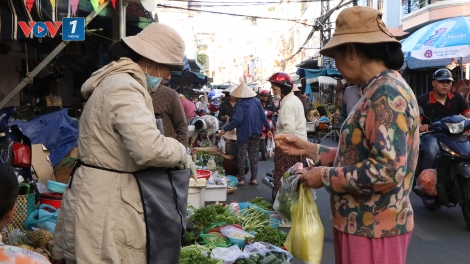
145, 63, 163, 92
144, 72, 162, 92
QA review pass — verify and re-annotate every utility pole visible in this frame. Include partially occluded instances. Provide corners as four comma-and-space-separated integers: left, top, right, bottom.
320, 0, 331, 47
320, 0, 331, 68
112, 0, 126, 40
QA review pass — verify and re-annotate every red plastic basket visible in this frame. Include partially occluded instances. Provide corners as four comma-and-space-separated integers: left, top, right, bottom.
196, 169, 212, 180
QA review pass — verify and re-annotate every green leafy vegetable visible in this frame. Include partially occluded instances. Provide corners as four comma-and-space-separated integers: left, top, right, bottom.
250, 197, 272, 210
237, 207, 270, 232
253, 226, 287, 247
179, 244, 222, 264
188, 204, 237, 230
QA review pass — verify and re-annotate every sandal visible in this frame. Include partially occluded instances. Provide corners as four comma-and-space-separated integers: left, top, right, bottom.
238, 181, 245, 186
249, 180, 258, 185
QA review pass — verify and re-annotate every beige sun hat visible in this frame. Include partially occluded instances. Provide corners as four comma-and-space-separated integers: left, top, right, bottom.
122, 23, 185, 70
230, 83, 256, 98
223, 129, 237, 141
320, 6, 400, 58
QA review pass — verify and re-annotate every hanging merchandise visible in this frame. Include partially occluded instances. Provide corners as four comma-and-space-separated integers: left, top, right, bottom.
111, 0, 116, 8
70, 0, 79, 16
90, 0, 100, 12
99, 0, 105, 4
25, 0, 35, 12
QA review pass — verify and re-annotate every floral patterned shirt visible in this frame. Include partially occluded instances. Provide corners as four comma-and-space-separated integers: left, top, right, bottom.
315, 70, 420, 238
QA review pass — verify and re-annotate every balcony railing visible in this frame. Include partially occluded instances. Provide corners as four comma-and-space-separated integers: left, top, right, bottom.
402, 0, 432, 15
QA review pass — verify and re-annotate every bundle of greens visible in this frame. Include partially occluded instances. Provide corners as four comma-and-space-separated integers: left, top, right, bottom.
237, 207, 270, 233
195, 150, 224, 167
273, 174, 300, 221
250, 197, 272, 210
253, 226, 288, 247
188, 204, 238, 230
179, 244, 222, 264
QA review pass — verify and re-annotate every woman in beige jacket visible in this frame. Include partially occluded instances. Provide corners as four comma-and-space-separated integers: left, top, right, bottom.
53, 23, 193, 264
268, 72, 307, 200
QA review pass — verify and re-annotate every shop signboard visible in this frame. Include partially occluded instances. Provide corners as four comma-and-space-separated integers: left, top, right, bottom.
18, 18, 85, 41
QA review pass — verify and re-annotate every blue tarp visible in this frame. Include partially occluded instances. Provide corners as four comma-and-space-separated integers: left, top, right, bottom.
10, 110, 78, 166
297, 68, 342, 102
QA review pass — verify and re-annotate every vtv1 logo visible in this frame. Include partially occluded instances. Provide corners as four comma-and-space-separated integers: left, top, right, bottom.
18, 18, 85, 41
18, 21, 62, 38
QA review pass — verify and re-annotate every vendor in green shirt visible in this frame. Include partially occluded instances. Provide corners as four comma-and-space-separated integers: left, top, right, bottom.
191, 129, 248, 176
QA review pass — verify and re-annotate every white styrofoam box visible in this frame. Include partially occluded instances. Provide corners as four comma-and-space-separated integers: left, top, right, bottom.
205, 183, 227, 202
188, 187, 205, 209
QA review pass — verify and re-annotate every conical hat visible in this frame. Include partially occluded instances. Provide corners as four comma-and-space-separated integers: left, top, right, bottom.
223, 129, 237, 140
230, 83, 256, 98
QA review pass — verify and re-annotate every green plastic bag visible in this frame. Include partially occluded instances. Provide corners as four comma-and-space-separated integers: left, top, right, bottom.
284, 184, 324, 264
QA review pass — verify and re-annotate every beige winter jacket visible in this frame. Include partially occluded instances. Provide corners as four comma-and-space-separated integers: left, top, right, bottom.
276, 92, 307, 139
53, 58, 183, 263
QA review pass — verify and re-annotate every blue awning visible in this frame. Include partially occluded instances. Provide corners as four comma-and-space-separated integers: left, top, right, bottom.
297, 68, 342, 102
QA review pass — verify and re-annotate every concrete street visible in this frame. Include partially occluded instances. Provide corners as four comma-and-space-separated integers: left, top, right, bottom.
224, 137, 470, 264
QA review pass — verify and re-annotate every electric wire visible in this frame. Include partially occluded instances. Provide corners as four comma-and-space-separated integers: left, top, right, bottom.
281, 0, 353, 64
157, 4, 315, 26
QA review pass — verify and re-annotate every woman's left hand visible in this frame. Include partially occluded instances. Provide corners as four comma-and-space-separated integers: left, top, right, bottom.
299, 167, 324, 189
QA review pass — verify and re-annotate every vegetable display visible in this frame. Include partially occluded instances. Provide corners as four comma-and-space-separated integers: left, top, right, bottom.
183, 201, 293, 264
235, 252, 290, 264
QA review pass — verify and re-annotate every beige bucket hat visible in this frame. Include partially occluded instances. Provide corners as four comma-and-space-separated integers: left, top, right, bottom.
122, 23, 185, 70
230, 83, 256, 98
223, 129, 237, 141
320, 6, 400, 58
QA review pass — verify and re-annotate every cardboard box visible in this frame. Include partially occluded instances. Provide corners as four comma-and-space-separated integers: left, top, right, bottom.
31, 144, 55, 186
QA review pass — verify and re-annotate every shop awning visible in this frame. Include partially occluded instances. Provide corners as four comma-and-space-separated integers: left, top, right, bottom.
297, 68, 342, 102
168, 70, 208, 89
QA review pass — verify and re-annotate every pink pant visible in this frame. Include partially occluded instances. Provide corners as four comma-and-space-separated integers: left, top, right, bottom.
334, 229, 412, 264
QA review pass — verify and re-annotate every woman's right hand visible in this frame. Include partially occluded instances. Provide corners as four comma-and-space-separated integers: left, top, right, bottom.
274, 134, 316, 158
190, 148, 200, 154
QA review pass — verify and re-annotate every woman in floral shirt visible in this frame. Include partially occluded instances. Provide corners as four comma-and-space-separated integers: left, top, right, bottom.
275, 6, 419, 264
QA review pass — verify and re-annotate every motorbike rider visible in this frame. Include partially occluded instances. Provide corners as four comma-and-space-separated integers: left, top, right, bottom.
417, 68, 470, 205
196, 94, 209, 114
259, 90, 277, 113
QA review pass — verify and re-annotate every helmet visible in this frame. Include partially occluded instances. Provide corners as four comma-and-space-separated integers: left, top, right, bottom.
268, 72, 293, 88
260, 90, 270, 96
268, 72, 293, 95
432, 68, 454, 82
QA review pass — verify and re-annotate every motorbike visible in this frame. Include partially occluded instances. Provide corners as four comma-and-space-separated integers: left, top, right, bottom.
0, 106, 33, 181
259, 110, 274, 161
208, 99, 220, 116
306, 121, 322, 144
413, 114, 470, 230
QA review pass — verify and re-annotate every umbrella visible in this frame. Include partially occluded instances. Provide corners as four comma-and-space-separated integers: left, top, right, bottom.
208, 89, 224, 98
402, 16, 470, 61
